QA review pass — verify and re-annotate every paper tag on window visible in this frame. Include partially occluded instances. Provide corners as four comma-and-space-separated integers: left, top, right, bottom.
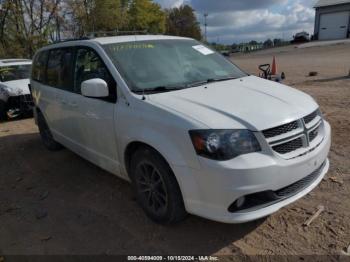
192, 45, 214, 55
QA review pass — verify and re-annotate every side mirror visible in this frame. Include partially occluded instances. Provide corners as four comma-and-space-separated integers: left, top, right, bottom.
81, 78, 109, 98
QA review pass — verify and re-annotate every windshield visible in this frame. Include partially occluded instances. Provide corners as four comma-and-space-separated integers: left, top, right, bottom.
0, 64, 31, 82
103, 39, 247, 92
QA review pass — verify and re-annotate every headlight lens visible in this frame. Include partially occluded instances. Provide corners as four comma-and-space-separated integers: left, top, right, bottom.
189, 129, 261, 160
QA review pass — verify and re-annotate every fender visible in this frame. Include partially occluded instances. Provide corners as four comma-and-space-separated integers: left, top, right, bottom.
136, 130, 189, 163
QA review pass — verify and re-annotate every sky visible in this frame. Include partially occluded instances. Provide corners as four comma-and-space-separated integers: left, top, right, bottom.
155, 0, 318, 44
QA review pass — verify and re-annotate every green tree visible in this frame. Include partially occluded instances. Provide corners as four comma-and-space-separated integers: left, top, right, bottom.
128, 0, 166, 34
65, 0, 128, 37
273, 38, 283, 46
165, 5, 201, 40
0, 0, 61, 58
263, 39, 273, 48
91, 0, 128, 32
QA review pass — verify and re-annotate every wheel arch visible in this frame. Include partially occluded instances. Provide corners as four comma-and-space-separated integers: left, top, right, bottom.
124, 140, 188, 213
124, 141, 170, 179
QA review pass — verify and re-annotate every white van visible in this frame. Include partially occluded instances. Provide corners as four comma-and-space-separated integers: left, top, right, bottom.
31, 35, 331, 224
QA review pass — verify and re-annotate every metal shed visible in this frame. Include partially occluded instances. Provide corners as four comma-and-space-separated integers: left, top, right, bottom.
314, 0, 350, 40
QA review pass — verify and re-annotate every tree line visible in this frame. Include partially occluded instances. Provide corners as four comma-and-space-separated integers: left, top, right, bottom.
0, 0, 202, 58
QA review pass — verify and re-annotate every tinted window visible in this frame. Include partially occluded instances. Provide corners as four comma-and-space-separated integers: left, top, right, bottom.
47, 48, 74, 90
74, 48, 116, 101
32, 51, 48, 83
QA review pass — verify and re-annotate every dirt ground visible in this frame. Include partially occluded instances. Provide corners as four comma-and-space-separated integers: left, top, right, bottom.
0, 43, 349, 257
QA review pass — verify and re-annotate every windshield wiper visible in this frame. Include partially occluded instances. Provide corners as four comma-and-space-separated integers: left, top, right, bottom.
133, 85, 186, 94
187, 77, 238, 87
133, 76, 238, 94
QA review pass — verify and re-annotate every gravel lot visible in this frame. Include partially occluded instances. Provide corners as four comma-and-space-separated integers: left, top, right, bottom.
0, 43, 349, 256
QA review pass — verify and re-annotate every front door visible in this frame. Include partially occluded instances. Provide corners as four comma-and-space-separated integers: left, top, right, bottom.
66, 47, 119, 172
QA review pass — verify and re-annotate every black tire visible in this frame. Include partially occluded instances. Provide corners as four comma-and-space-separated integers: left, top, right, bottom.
130, 147, 187, 224
37, 111, 63, 151
0, 100, 7, 121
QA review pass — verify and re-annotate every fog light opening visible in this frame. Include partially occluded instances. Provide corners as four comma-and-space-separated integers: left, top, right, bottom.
235, 196, 246, 208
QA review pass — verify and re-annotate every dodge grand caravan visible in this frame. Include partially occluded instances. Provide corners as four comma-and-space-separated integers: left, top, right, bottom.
31, 35, 331, 224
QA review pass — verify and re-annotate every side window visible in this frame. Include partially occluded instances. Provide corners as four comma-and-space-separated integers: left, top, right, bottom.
74, 48, 116, 101
32, 51, 48, 83
46, 48, 74, 91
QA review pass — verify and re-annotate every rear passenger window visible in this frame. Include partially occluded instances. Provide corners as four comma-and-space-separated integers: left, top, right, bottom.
74, 48, 116, 102
32, 51, 48, 83
46, 48, 74, 90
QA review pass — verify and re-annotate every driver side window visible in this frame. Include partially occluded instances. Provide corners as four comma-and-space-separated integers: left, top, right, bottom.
74, 47, 116, 102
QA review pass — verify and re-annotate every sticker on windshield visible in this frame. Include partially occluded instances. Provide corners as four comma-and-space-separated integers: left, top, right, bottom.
111, 43, 155, 52
192, 45, 214, 55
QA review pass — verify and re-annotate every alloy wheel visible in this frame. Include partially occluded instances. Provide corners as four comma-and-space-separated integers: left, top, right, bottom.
135, 161, 168, 215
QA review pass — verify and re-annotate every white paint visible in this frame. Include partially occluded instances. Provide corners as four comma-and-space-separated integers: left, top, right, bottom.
319, 11, 350, 40
192, 45, 215, 55
81, 78, 109, 98
0, 60, 32, 101
31, 36, 332, 224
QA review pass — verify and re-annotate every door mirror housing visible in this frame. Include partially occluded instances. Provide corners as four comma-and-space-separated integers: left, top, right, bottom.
81, 78, 109, 98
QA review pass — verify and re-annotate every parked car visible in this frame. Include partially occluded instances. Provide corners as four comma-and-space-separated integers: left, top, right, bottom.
220, 50, 230, 57
291, 31, 310, 44
0, 59, 33, 120
31, 35, 331, 224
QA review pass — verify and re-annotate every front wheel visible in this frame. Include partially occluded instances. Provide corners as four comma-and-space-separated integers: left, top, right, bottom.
130, 148, 187, 224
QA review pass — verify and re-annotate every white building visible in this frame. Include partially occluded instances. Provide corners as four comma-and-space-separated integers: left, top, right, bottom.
314, 0, 350, 40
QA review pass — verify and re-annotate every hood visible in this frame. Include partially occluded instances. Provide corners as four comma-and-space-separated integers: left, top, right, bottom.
0, 79, 30, 96
148, 76, 318, 131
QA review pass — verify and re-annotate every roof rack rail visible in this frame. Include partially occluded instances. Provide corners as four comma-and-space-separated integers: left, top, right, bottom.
86, 30, 148, 38
51, 37, 90, 44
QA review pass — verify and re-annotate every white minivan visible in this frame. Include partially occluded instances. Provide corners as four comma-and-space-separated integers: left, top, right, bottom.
31, 35, 331, 224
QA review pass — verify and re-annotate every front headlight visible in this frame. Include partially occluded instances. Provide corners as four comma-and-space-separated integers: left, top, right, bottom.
189, 129, 261, 161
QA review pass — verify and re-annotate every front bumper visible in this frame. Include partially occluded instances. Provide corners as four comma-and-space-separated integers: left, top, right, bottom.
5, 94, 34, 117
172, 121, 331, 223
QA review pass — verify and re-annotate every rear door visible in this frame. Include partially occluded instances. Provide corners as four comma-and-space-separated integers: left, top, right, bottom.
319, 11, 349, 40
32, 50, 63, 133
45, 48, 75, 138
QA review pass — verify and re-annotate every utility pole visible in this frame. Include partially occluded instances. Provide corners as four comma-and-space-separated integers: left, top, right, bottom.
204, 13, 208, 43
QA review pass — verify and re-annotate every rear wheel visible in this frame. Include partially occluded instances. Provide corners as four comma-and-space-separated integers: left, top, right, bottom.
37, 111, 63, 151
0, 100, 7, 121
130, 147, 187, 224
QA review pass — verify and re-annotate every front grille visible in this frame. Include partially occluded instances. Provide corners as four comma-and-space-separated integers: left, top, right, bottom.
263, 121, 299, 138
7, 94, 33, 110
22, 94, 33, 104
272, 137, 303, 154
304, 110, 318, 124
262, 109, 324, 158
309, 128, 319, 142
275, 161, 325, 198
